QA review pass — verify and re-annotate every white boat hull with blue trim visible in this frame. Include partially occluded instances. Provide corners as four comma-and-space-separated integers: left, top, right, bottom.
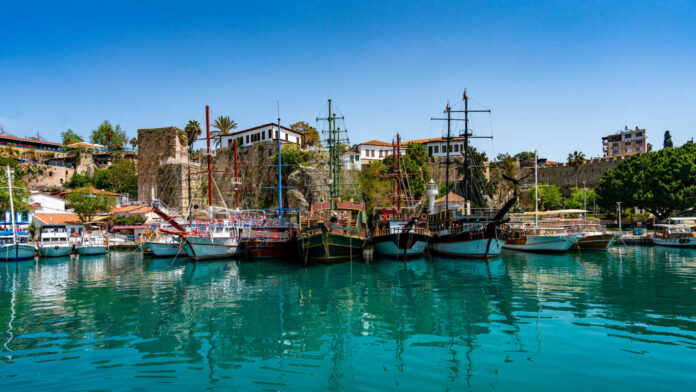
0, 244, 36, 261
38, 244, 72, 257
145, 242, 185, 257
77, 245, 108, 256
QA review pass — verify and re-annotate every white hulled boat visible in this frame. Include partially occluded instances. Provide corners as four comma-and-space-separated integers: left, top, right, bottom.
0, 229, 36, 261
77, 233, 109, 255
0, 166, 36, 261
653, 224, 696, 248
37, 225, 74, 257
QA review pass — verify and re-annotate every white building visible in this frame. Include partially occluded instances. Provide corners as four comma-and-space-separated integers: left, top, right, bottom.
357, 140, 400, 164
33, 213, 85, 236
407, 137, 466, 157
31, 191, 67, 213
341, 151, 361, 171
219, 123, 303, 149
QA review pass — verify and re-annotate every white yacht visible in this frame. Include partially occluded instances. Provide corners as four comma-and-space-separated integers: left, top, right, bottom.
0, 229, 36, 261
37, 225, 74, 257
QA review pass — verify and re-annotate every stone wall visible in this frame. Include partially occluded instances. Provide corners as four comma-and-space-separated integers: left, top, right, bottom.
522, 156, 626, 188
23, 163, 75, 190
137, 127, 187, 207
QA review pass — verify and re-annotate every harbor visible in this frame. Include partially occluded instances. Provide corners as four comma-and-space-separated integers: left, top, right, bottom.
2, 246, 695, 391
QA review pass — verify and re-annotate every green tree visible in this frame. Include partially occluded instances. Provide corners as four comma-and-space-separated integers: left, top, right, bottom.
513, 151, 536, 162
129, 137, 137, 149
64, 173, 92, 189
359, 161, 391, 216
212, 116, 237, 148
0, 164, 30, 213
184, 120, 202, 150
528, 184, 563, 211
291, 121, 321, 148
61, 129, 84, 145
272, 144, 310, 166
90, 121, 127, 147
566, 187, 598, 211
381, 142, 430, 201
663, 130, 674, 148
93, 159, 138, 197
67, 189, 115, 222
596, 143, 696, 220
567, 150, 586, 187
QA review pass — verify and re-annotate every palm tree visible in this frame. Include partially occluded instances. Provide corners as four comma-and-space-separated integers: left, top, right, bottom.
567, 151, 586, 188
130, 137, 138, 149
184, 120, 202, 151
211, 116, 237, 148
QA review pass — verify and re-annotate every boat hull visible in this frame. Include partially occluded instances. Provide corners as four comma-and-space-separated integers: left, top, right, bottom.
241, 238, 294, 260
372, 232, 430, 259
653, 236, 696, 248
38, 245, 72, 257
572, 233, 619, 251
430, 236, 505, 258
182, 236, 239, 260
0, 244, 36, 261
503, 234, 577, 253
77, 245, 109, 256
145, 242, 184, 257
300, 232, 366, 263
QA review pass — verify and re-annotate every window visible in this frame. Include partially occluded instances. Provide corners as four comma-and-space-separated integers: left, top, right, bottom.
635, 132, 642, 137
269, 129, 273, 139
613, 150, 619, 155
434, 146, 439, 153
262, 132, 265, 140
636, 147, 642, 152
625, 133, 632, 139
285, 133, 288, 141
625, 141, 631, 145
246, 135, 250, 144
454, 145, 459, 152
428, 146, 433, 156
612, 142, 619, 147
297, 137, 300, 144
228, 139, 232, 146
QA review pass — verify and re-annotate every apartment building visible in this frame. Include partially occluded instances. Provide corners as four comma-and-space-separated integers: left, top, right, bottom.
602, 126, 647, 157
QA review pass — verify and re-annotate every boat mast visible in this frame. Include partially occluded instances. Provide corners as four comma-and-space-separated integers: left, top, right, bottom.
6, 166, 16, 246
534, 150, 538, 228
396, 134, 402, 212
277, 106, 283, 222
205, 105, 213, 216
234, 139, 239, 209
317, 99, 345, 210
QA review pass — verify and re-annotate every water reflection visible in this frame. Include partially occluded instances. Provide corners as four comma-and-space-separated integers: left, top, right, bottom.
0, 248, 695, 391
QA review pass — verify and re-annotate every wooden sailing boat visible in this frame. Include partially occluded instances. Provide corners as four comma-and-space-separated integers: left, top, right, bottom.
371, 134, 431, 259
428, 91, 516, 258
299, 99, 368, 262
239, 108, 299, 260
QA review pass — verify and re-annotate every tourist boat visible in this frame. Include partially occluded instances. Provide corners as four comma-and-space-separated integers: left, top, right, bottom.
372, 212, 430, 259
182, 221, 242, 260
371, 134, 432, 259
428, 92, 515, 259
653, 224, 696, 248
0, 229, 36, 261
240, 225, 297, 260
37, 225, 73, 257
503, 223, 579, 252
542, 210, 620, 251
0, 166, 37, 261
300, 200, 369, 262
77, 234, 109, 255
298, 99, 368, 262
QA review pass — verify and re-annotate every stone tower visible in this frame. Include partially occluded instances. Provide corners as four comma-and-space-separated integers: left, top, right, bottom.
137, 127, 189, 212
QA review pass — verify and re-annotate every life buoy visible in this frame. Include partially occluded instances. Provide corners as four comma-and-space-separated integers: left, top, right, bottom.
420, 213, 428, 220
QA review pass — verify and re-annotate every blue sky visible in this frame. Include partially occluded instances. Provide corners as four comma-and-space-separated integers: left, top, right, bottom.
1, 1, 695, 160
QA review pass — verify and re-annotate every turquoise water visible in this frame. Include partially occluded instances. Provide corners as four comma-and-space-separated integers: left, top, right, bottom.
1, 247, 695, 391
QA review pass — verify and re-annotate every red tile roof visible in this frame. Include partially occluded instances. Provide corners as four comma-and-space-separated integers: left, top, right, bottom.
358, 140, 392, 147
0, 134, 62, 146
34, 213, 82, 225
434, 192, 466, 204
405, 137, 465, 144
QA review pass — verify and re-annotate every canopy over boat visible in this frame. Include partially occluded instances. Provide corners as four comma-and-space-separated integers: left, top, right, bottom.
0, 229, 29, 237
522, 209, 587, 216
